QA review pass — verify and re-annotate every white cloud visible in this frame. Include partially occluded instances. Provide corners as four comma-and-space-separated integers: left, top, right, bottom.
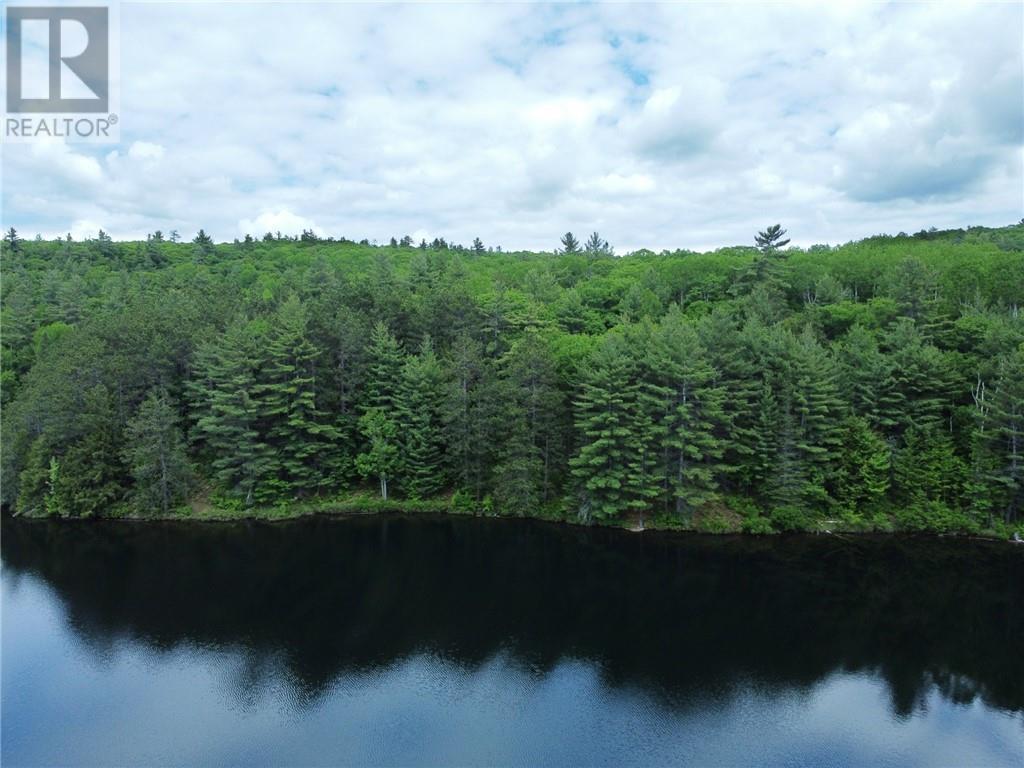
70, 218, 105, 241
238, 209, 320, 238
2, 3, 1020, 252
127, 141, 165, 162
583, 173, 656, 196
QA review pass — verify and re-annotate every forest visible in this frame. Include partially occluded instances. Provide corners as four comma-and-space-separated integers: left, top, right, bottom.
1, 223, 1022, 536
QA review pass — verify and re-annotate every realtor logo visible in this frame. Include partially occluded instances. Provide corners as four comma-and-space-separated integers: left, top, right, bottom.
4, 3, 118, 142
6, 6, 109, 112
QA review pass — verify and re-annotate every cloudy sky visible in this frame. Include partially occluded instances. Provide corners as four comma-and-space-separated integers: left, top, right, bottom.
3, 1, 1022, 251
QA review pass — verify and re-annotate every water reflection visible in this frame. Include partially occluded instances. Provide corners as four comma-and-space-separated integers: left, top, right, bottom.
3, 515, 1021, 720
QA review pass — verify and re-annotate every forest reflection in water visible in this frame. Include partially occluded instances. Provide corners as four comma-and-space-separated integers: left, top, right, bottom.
2, 515, 1021, 766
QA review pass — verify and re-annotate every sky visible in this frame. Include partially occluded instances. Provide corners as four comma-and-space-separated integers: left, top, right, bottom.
2, 1, 1022, 252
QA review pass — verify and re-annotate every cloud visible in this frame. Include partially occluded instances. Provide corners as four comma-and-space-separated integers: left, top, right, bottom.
238, 209, 320, 238
628, 80, 724, 162
127, 142, 165, 162
2, 3, 1021, 252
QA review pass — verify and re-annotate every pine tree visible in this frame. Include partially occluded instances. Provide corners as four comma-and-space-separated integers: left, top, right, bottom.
892, 426, 966, 513
887, 256, 938, 323
505, 334, 564, 500
788, 328, 845, 505
980, 347, 1024, 523
443, 333, 498, 501
765, 407, 810, 516
732, 225, 792, 299
123, 389, 192, 514
698, 310, 762, 492
256, 296, 340, 497
492, 334, 565, 513
570, 350, 633, 522
190, 321, 274, 505
650, 311, 727, 520
48, 385, 126, 517
570, 335, 660, 522
836, 325, 899, 432
755, 224, 790, 255
317, 306, 368, 481
192, 229, 214, 261
365, 321, 404, 412
584, 232, 612, 256
492, 414, 543, 515
3, 227, 20, 254
472, 237, 486, 256
834, 416, 890, 515
883, 319, 957, 436
395, 337, 447, 498
559, 232, 580, 255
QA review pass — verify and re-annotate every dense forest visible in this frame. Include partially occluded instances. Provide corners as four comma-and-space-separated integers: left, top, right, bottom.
2, 223, 1022, 535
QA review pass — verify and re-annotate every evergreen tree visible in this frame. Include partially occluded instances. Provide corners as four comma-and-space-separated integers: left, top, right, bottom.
764, 408, 810, 517
650, 312, 727, 519
395, 337, 447, 498
123, 389, 192, 514
256, 296, 340, 497
190, 322, 274, 505
3, 227, 20, 254
192, 229, 214, 261
787, 328, 845, 504
559, 232, 581, 255
442, 333, 498, 501
882, 319, 957, 436
315, 306, 368, 479
755, 224, 790, 255
47, 385, 126, 517
698, 311, 763, 492
732, 225, 791, 299
365, 321, 405, 412
887, 256, 938, 323
892, 426, 965, 511
570, 342, 634, 521
493, 334, 564, 514
570, 334, 661, 521
836, 325, 899, 432
584, 232, 612, 256
980, 347, 1024, 523
834, 416, 890, 515
492, 415, 543, 515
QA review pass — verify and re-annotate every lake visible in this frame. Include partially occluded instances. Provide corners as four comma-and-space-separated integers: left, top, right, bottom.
2, 515, 1021, 766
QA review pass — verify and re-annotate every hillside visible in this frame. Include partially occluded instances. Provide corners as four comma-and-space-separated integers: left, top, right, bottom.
2, 223, 1022, 535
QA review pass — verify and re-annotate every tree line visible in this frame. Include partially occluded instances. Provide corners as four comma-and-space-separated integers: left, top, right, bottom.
1, 223, 1022, 534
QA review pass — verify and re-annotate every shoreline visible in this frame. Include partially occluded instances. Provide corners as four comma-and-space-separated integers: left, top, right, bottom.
8, 495, 1022, 544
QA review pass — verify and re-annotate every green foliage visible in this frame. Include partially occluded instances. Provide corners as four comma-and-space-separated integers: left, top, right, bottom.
189, 321, 275, 505
395, 337, 447, 498
356, 408, 400, 500
559, 232, 581, 255
741, 515, 774, 535
123, 389, 192, 514
834, 416, 890, 514
3, 222, 1023, 534
256, 295, 342, 496
769, 505, 813, 533
755, 224, 790, 255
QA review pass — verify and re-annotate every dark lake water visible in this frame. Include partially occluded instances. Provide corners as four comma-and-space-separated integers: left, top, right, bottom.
2, 515, 1021, 767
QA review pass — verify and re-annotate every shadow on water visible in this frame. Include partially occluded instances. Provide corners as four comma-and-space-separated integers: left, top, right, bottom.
2, 515, 1022, 718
